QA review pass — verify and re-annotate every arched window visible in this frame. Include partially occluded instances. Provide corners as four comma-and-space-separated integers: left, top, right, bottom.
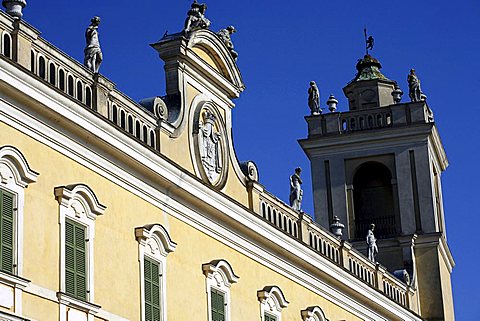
49, 63, 56, 86
2, 33, 11, 58
143, 126, 148, 143
135, 121, 141, 139
38, 56, 46, 79
0, 146, 38, 314
54, 184, 105, 311
112, 105, 118, 124
85, 86, 92, 108
128, 115, 134, 134
136, 224, 177, 321
30, 50, 36, 73
76, 81, 83, 102
58, 69, 65, 91
203, 259, 239, 321
120, 110, 126, 129
149, 131, 155, 149
257, 286, 289, 321
353, 162, 396, 238
67, 75, 74, 96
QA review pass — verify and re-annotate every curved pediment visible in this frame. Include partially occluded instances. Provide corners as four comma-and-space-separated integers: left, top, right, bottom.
187, 29, 244, 95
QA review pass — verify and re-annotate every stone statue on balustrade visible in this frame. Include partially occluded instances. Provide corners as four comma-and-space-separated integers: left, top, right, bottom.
184, 0, 211, 34
308, 81, 321, 115
289, 167, 303, 211
366, 224, 378, 262
84, 16, 103, 74
217, 26, 238, 61
407, 69, 423, 102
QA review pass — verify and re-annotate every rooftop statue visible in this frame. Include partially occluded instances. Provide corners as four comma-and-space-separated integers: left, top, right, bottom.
364, 28, 374, 55
289, 167, 303, 211
366, 36, 374, 52
366, 224, 378, 262
84, 16, 103, 74
308, 81, 321, 115
407, 69, 423, 102
217, 26, 238, 61
184, 0, 211, 34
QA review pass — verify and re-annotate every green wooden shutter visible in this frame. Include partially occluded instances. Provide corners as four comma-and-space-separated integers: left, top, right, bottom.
144, 257, 161, 321
65, 218, 87, 300
211, 288, 225, 321
264, 313, 277, 321
0, 189, 14, 274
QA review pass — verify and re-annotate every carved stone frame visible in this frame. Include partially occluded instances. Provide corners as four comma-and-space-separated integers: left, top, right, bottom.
190, 97, 229, 189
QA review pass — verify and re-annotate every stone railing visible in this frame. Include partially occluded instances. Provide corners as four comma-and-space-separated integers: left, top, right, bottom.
0, 13, 160, 151
306, 102, 434, 137
251, 186, 415, 310
382, 272, 409, 306
259, 192, 300, 238
307, 222, 340, 264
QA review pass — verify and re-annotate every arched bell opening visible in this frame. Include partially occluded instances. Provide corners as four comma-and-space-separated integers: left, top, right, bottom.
352, 162, 398, 239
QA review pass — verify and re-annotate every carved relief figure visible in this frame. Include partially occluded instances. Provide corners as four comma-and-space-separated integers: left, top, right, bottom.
407, 69, 423, 102
308, 81, 321, 115
84, 16, 103, 73
289, 167, 303, 211
217, 26, 238, 60
366, 224, 378, 262
184, 0, 211, 33
199, 110, 222, 181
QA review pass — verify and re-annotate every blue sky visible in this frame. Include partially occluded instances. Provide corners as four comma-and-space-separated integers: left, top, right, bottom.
24, 0, 479, 319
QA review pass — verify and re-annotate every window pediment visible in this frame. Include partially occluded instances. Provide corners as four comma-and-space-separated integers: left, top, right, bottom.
54, 184, 106, 220
202, 259, 239, 288
0, 146, 39, 187
301, 306, 328, 321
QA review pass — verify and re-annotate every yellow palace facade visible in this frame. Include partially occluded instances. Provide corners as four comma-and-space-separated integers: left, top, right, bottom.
0, 2, 454, 321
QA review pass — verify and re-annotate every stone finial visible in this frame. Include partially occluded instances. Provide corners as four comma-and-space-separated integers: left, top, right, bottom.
2, 0, 26, 19
391, 83, 403, 104
308, 81, 321, 115
84, 16, 103, 74
329, 216, 344, 238
184, 0, 211, 34
407, 69, 424, 102
289, 167, 303, 211
217, 26, 238, 61
326, 94, 338, 112
366, 223, 378, 262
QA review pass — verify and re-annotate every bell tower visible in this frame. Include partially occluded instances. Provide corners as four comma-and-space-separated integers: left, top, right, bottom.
299, 54, 455, 320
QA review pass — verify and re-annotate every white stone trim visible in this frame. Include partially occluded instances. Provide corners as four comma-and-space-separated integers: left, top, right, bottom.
54, 183, 105, 320
202, 259, 238, 321
0, 59, 422, 321
301, 306, 327, 321
0, 146, 38, 316
135, 224, 176, 321
257, 286, 288, 321
23, 282, 129, 321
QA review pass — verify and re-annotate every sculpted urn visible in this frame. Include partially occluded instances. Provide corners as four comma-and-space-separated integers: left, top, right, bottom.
2, 0, 26, 19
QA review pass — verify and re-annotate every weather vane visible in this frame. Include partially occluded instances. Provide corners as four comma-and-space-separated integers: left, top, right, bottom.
364, 28, 374, 55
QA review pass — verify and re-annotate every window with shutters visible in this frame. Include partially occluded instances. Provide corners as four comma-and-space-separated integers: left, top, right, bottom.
54, 184, 105, 309
144, 256, 161, 321
257, 286, 289, 321
202, 260, 239, 321
65, 218, 87, 300
0, 146, 39, 316
0, 189, 14, 274
136, 224, 177, 321
264, 313, 277, 321
211, 288, 226, 321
